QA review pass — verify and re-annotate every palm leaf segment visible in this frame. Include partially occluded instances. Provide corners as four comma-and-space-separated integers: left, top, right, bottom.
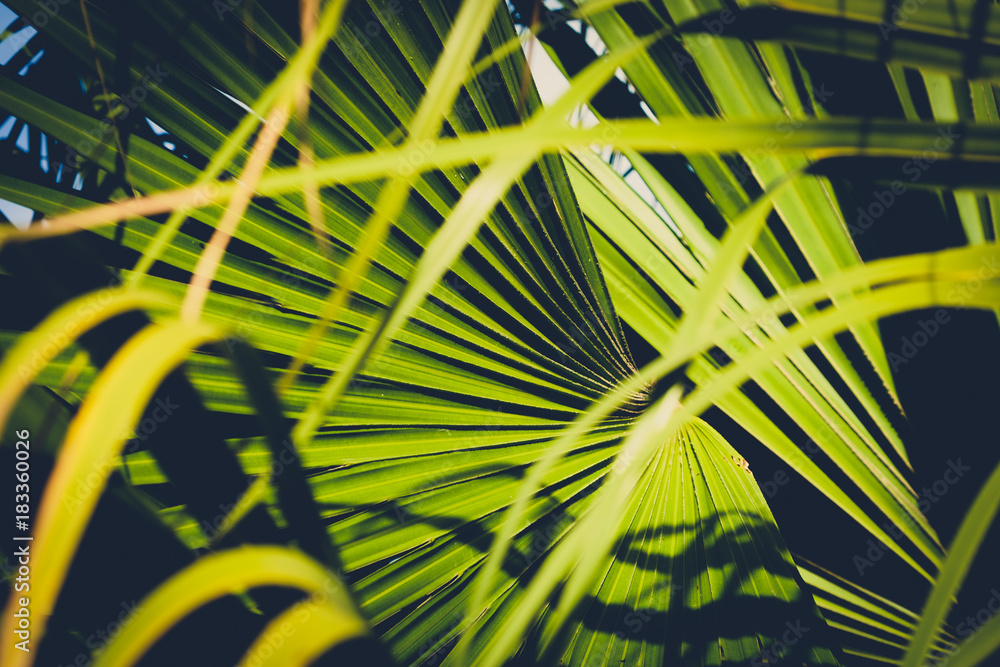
3, 0, 995, 665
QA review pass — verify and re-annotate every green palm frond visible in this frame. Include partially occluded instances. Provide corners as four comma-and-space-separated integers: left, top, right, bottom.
0, 0, 998, 666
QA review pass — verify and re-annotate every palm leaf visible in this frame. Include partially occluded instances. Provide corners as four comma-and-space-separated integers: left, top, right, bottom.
1, 0, 999, 666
